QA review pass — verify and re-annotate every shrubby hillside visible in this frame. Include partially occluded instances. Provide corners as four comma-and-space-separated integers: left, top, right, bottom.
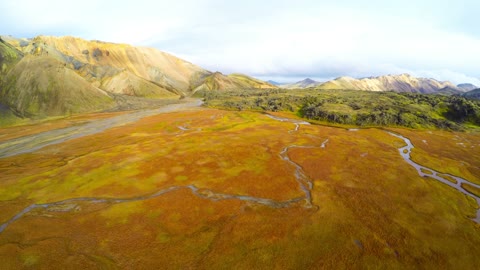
197, 89, 480, 130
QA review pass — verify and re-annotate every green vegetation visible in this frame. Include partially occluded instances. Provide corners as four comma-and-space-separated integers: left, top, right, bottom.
0, 103, 23, 127
196, 89, 480, 130
0, 38, 23, 74
463, 88, 480, 100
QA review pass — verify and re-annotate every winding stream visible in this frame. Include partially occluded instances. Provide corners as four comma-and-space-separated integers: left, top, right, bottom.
266, 114, 318, 208
1, 112, 478, 235
280, 145, 317, 208
388, 132, 480, 223
266, 115, 480, 222
0, 113, 316, 234
265, 114, 310, 133
0, 185, 306, 234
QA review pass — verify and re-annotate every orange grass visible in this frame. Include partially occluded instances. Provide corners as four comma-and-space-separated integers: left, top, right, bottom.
462, 183, 480, 198
0, 110, 129, 143
0, 109, 479, 269
390, 128, 480, 185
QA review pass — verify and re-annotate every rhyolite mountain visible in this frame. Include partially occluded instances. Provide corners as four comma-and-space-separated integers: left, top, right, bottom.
194, 72, 277, 92
279, 74, 472, 94
315, 74, 467, 93
0, 35, 276, 118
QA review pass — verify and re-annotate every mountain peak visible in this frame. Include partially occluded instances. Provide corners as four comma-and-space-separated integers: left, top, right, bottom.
458, 83, 477, 92
301, 78, 316, 83
281, 78, 322, 89
336, 76, 356, 81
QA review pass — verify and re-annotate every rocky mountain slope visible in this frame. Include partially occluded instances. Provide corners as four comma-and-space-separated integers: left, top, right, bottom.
316, 74, 464, 93
193, 72, 276, 92
0, 35, 275, 118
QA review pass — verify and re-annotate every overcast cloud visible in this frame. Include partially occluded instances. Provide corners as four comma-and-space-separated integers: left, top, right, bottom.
1, 0, 479, 85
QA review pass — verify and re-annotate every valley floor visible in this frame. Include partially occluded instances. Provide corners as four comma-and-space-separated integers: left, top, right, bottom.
0, 102, 479, 269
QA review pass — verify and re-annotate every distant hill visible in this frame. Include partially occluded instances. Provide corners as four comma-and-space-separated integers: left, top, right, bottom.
193, 73, 276, 92
267, 80, 281, 86
0, 35, 276, 118
458, 83, 478, 91
282, 78, 323, 89
462, 88, 480, 99
434, 87, 463, 96
316, 74, 463, 93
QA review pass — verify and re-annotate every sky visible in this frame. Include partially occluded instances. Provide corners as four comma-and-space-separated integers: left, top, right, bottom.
1, 0, 479, 85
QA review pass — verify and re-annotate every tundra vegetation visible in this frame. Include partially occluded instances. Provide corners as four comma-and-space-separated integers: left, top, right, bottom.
0, 104, 479, 269
196, 89, 480, 130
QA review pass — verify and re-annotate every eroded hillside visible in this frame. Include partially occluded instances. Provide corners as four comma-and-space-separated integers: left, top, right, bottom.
0, 35, 275, 120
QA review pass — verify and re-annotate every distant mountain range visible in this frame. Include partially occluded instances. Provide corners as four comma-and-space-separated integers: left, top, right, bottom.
281, 78, 323, 89
316, 74, 473, 93
283, 75, 477, 94
458, 83, 478, 91
266, 80, 281, 86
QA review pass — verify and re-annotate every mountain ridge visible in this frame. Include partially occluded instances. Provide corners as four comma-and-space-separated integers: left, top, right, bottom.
0, 35, 276, 119
458, 83, 478, 91
462, 88, 480, 99
315, 73, 464, 93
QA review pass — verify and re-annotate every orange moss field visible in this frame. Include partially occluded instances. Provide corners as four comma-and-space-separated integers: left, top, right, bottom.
0, 108, 479, 269
0, 110, 129, 143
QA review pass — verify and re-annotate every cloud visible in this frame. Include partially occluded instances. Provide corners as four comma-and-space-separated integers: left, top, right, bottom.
172, 8, 480, 85
414, 70, 480, 86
